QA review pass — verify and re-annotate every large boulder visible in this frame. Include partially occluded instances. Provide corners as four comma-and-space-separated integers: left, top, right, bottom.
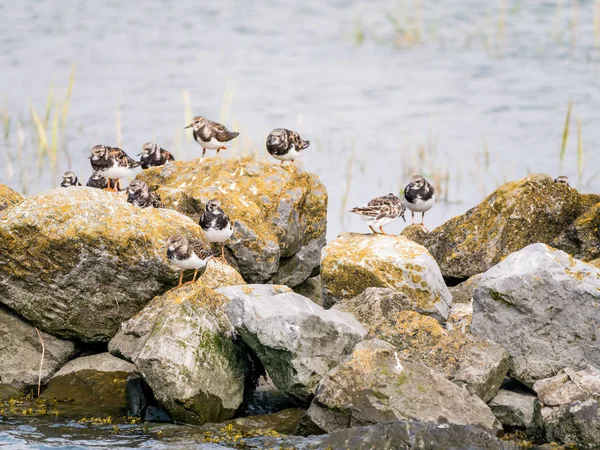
306, 339, 501, 433
135, 157, 327, 287
543, 399, 600, 448
0, 305, 75, 391
553, 202, 600, 261
471, 244, 600, 386
488, 386, 542, 435
0, 184, 23, 210
0, 187, 205, 342
222, 284, 366, 402
41, 353, 135, 418
424, 174, 598, 279
132, 284, 256, 425
320, 233, 452, 317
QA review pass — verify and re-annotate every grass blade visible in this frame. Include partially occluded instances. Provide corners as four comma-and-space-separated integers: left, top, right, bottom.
61, 65, 76, 127
559, 100, 572, 167
43, 83, 54, 126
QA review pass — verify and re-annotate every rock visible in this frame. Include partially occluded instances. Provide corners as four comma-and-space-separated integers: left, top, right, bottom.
292, 275, 323, 306
399, 224, 428, 245
41, 353, 135, 418
133, 284, 255, 425
0, 384, 21, 400
533, 365, 600, 408
0, 305, 75, 391
126, 376, 171, 422
471, 244, 600, 386
306, 339, 501, 433
449, 273, 483, 304
135, 157, 327, 287
197, 259, 246, 290
0, 187, 205, 342
320, 232, 452, 317
488, 387, 542, 434
553, 202, 600, 261
318, 421, 516, 450
445, 301, 473, 333
543, 399, 600, 449
0, 184, 23, 211
424, 174, 597, 279
223, 285, 366, 402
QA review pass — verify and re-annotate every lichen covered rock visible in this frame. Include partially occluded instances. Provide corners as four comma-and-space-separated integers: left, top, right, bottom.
0, 184, 23, 211
553, 202, 600, 261
0, 187, 205, 342
135, 157, 327, 287
424, 174, 596, 279
320, 233, 451, 318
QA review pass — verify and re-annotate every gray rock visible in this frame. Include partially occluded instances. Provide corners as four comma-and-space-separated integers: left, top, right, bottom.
0, 305, 75, 390
318, 421, 516, 450
306, 339, 501, 433
0, 187, 206, 342
449, 273, 483, 304
534, 365, 600, 408
133, 284, 253, 425
445, 301, 473, 333
222, 285, 366, 402
0, 384, 21, 399
488, 388, 542, 433
292, 275, 323, 307
471, 244, 600, 386
543, 399, 600, 449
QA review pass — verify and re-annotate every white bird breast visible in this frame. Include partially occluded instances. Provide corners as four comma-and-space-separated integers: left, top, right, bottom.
171, 253, 209, 270
362, 215, 397, 228
271, 145, 302, 161
98, 162, 135, 180
403, 195, 435, 213
203, 223, 233, 243
195, 136, 230, 150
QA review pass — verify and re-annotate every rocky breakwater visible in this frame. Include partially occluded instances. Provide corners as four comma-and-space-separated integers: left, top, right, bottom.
135, 156, 328, 287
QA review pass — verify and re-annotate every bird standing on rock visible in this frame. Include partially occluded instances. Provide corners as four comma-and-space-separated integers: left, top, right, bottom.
350, 193, 406, 235
266, 128, 310, 166
184, 116, 239, 158
199, 199, 233, 261
166, 235, 213, 287
403, 175, 435, 228
138, 142, 175, 169
126, 180, 164, 208
89, 145, 140, 192
60, 171, 81, 187
555, 175, 569, 186
86, 171, 111, 190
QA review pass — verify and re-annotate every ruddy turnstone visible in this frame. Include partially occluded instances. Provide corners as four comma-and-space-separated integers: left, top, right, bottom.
60, 171, 81, 187
266, 128, 310, 166
126, 180, 164, 208
86, 171, 111, 190
184, 116, 239, 158
199, 199, 233, 261
350, 193, 406, 235
166, 235, 213, 287
403, 175, 435, 228
555, 175, 569, 186
89, 145, 140, 192
139, 142, 175, 169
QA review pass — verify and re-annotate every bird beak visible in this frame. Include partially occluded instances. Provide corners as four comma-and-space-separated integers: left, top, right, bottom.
184, 124, 192, 129
136, 153, 141, 157
401, 214, 406, 223
87, 156, 92, 159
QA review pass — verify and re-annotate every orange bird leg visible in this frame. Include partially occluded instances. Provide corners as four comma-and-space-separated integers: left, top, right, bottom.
220, 243, 226, 261
280, 161, 284, 166
369, 225, 378, 234
192, 269, 199, 283
202, 148, 206, 158
379, 226, 389, 235
177, 270, 184, 287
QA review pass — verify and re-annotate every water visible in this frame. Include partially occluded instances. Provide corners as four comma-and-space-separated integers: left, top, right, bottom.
1, 0, 600, 446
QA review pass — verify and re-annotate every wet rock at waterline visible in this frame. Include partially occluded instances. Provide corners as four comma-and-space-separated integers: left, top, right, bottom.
0, 187, 206, 342
222, 284, 366, 402
40, 353, 135, 418
0, 305, 75, 391
320, 232, 451, 318
306, 339, 501, 433
472, 244, 600, 386
136, 156, 328, 287
424, 174, 598, 279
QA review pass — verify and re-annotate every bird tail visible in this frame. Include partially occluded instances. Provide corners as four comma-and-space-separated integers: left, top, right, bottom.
229, 131, 240, 139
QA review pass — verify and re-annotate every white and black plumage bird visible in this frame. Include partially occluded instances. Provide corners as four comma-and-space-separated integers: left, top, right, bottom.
126, 180, 164, 208
166, 235, 213, 287
555, 175, 569, 186
60, 171, 81, 187
350, 193, 406, 235
86, 171, 111, 190
266, 128, 310, 166
139, 142, 175, 169
403, 175, 435, 228
89, 145, 140, 192
199, 199, 233, 261
184, 116, 239, 158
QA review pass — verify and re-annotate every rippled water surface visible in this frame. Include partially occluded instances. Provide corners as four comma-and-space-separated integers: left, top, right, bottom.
2, 0, 600, 446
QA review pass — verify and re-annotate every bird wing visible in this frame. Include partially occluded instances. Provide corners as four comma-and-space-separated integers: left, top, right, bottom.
209, 120, 239, 142
151, 191, 164, 208
189, 240, 212, 259
350, 204, 382, 218
163, 149, 175, 161
111, 147, 140, 168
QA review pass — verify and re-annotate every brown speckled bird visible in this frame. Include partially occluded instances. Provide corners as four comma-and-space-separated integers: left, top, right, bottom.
166, 235, 213, 287
184, 116, 239, 158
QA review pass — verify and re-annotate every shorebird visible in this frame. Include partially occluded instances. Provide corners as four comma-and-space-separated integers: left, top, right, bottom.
166, 235, 213, 287
403, 175, 435, 228
60, 171, 81, 187
86, 171, 111, 190
350, 193, 406, 235
184, 116, 239, 158
89, 145, 140, 192
138, 142, 175, 169
266, 128, 310, 166
199, 199, 233, 261
126, 180, 164, 208
555, 175, 569, 186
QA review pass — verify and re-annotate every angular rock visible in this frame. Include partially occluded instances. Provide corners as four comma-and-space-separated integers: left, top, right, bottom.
0, 384, 21, 400
543, 399, 600, 449
136, 157, 327, 287
488, 387, 542, 433
471, 244, 600, 385
223, 285, 366, 402
445, 301, 473, 333
424, 174, 597, 279
41, 353, 135, 418
399, 224, 428, 246
533, 365, 600, 408
320, 232, 452, 317
133, 284, 254, 425
0, 305, 75, 391
449, 273, 483, 304
0, 184, 23, 211
292, 275, 323, 307
318, 421, 516, 450
306, 339, 501, 433
553, 202, 600, 261
200, 260, 246, 290
0, 187, 205, 342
